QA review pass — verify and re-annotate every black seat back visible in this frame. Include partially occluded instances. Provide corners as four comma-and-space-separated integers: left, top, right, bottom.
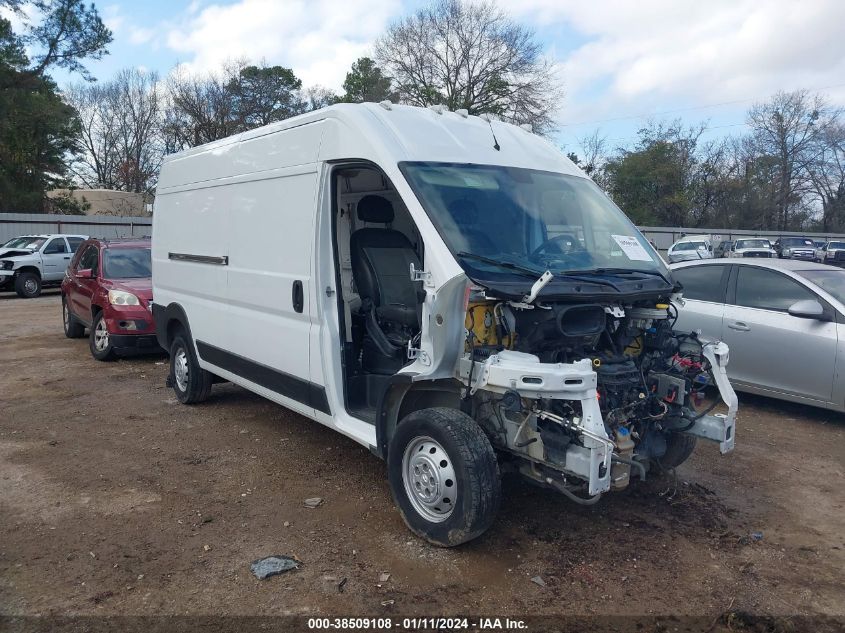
350, 195, 421, 326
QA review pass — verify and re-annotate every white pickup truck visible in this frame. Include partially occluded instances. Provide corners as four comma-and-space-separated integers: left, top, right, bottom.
0, 234, 88, 298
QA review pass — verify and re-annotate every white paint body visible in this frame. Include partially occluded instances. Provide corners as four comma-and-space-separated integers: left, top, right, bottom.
153, 104, 587, 445
153, 104, 735, 497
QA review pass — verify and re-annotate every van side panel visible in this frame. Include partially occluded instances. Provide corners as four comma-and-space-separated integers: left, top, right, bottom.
225, 166, 321, 416
152, 185, 229, 352
154, 121, 327, 418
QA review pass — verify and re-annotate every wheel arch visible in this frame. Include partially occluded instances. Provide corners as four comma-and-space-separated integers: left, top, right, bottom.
152, 302, 194, 352
375, 376, 464, 459
14, 266, 41, 278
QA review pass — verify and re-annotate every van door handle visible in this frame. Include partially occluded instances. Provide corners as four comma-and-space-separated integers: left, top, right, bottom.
292, 280, 304, 313
727, 321, 750, 331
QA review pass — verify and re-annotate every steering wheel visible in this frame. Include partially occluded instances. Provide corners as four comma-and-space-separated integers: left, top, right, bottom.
529, 233, 585, 261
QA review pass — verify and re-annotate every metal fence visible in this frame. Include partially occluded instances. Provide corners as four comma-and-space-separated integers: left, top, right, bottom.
0, 213, 152, 244
638, 226, 845, 251
4, 212, 844, 253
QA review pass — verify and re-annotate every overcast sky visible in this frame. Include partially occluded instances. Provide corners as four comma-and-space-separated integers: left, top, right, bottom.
19, 0, 845, 151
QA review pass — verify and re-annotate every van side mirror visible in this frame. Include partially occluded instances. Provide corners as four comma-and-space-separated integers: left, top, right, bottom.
76, 268, 93, 279
787, 299, 824, 320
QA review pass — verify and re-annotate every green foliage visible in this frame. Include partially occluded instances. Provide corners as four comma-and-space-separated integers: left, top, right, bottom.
25, 0, 112, 80
339, 57, 393, 104
604, 124, 699, 226
0, 73, 80, 211
0, 1, 111, 212
0, 17, 82, 211
229, 64, 305, 127
586, 95, 844, 232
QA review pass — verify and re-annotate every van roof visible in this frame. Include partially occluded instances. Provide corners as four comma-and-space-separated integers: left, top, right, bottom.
160, 103, 582, 182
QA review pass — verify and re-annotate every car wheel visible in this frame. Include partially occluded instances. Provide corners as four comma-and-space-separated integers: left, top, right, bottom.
62, 296, 85, 338
657, 433, 697, 469
169, 332, 213, 404
14, 272, 41, 298
89, 311, 117, 361
387, 407, 501, 547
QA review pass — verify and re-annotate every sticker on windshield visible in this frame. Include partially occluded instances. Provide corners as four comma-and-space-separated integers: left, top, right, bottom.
611, 235, 653, 262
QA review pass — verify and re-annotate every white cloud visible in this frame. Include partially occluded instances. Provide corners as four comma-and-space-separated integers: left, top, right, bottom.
164, 0, 401, 89
495, 0, 845, 125
101, 4, 125, 34
129, 26, 156, 46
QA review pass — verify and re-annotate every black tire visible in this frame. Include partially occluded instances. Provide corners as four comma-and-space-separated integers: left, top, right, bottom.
62, 296, 85, 338
387, 407, 500, 547
89, 311, 117, 361
15, 271, 41, 298
169, 332, 212, 404
658, 433, 698, 469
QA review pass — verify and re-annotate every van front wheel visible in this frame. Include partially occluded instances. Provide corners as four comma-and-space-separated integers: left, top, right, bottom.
388, 408, 500, 547
657, 433, 697, 469
169, 333, 213, 404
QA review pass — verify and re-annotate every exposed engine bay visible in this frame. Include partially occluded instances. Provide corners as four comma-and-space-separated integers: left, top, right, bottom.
459, 288, 737, 501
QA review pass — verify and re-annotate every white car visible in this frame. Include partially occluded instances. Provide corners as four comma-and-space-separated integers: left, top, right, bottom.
815, 240, 845, 266
727, 238, 775, 258
667, 236, 713, 263
671, 259, 845, 412
0, 234, 88, 298
152, 102, 737, 546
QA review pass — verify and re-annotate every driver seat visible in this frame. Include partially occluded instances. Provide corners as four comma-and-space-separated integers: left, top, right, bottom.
350, 195, 421, 373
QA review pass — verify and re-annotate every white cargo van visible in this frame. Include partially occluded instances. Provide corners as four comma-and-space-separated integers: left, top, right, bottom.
153, 103, 737, 546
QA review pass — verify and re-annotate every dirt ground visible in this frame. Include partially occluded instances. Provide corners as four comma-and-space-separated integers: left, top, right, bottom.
1, 291, 843, 630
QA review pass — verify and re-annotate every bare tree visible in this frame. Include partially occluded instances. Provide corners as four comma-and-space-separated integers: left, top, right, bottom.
163, 61, 243, 151
65, 81, 119, 188
163, 60, 315, 151
65, 68, 162, 194
374, 0, 562, 134
576, 130, 608, 184
745, 90, 835, 230
302, 85, 337, 111
808, 120, 845, 231
111, 68, 163, 193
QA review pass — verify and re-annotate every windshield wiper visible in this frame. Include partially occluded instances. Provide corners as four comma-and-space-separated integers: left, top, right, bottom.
456, 252, 544, 278
590, 267, 672, 286
555, 271, 621, 291
456, 253, 649, 294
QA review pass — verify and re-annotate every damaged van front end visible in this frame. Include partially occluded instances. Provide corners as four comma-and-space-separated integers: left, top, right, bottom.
411, 275, 737, 505
400, 161, 737, 507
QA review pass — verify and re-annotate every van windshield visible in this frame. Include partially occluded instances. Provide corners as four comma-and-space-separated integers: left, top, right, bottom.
400, 162, 666, 279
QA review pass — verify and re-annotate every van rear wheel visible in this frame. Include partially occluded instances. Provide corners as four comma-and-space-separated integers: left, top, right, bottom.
169, 333, 213, 404
387, 407, 500, 547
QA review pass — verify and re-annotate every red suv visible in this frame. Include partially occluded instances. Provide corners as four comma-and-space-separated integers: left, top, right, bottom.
61, 238, 160, 360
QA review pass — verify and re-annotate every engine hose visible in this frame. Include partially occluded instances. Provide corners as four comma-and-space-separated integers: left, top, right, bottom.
675, 395, 720, 431
612, 454, 647, 482
545, 478, 603, 505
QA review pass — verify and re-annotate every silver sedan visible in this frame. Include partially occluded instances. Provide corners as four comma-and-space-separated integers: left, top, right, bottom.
670, 259, 845, 412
